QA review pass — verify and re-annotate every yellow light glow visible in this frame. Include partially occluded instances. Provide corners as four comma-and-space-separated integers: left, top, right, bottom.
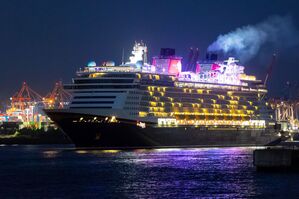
150, 101, 157, 106
168, 97, 173, 102
139, 112, 147, 117
229, 100, 238, 105
227, 91, 233, 96
197, 89, 203, 94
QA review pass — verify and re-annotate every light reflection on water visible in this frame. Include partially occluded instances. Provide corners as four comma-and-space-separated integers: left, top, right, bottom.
0, 145, 299, 198
42, 150, 59, 158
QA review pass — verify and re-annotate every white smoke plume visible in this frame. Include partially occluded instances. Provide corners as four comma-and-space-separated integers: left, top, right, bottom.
208, 15, 299, 62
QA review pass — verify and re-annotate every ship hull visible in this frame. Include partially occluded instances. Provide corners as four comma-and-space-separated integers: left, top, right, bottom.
45, 110, 279, 148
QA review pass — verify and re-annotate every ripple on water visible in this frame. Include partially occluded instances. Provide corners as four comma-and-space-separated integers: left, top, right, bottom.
0, 146, 298, 198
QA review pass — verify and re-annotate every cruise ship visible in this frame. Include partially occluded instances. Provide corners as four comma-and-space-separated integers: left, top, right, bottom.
45, 42, 280, 148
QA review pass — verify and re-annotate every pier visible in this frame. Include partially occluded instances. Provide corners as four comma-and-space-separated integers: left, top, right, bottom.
254, 146, 299, 171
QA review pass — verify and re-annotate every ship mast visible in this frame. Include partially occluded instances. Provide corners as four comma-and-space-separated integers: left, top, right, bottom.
121, 48, 125, 65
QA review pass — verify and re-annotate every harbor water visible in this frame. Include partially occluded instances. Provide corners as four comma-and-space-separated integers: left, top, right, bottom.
0, 145, 299, 198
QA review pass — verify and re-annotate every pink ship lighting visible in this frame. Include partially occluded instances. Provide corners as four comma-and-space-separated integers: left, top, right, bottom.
81, 42, 257, 87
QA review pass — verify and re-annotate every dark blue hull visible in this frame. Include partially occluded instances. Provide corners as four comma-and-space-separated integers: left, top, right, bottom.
45, 110, 279, 148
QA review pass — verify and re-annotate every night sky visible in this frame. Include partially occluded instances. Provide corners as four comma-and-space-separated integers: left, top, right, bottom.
1, 0, 299, 104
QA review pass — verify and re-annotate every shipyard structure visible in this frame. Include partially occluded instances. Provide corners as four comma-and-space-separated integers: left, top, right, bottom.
0, 82, 71, 131
45, 41, 281, 148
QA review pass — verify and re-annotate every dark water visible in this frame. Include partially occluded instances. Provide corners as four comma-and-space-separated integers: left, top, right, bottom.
0, 145, 299, 198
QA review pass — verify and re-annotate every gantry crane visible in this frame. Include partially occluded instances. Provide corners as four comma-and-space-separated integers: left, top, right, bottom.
44, 81, 72, 109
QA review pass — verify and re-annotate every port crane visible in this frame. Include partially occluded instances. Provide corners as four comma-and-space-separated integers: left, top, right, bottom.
7, 82, 43, 122
44, 81, 72, 109
265, 54, 299, 129
10, 82, 43, 111
263, 53, 276, 86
